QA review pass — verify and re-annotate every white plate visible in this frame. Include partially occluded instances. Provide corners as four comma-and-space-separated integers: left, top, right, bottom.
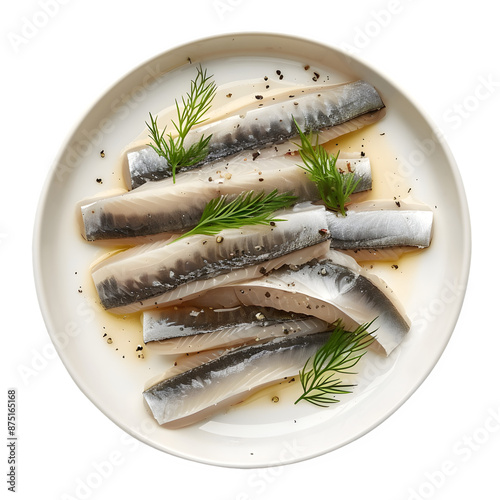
33, 33, 470, 468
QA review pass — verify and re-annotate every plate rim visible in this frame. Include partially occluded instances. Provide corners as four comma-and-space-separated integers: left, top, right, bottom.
32, 31, 472, 468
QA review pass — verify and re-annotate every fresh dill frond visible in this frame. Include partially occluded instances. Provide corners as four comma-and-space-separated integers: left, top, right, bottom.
174, 189, 298, 242
293, 118, 360, 216
295, 320, 376, 407
146, 65, 216, 183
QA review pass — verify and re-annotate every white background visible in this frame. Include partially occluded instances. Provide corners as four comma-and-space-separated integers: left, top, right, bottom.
2, 1, 498, 499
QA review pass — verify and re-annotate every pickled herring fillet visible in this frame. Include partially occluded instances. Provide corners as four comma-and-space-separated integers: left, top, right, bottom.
327, 201, 433, 250
143, 305, 329, 354
91, 204, 331, 313
144, 348, 229, 390
98, 241, 330, 314
185, 250, 410, 355
127, 80, 385, 188
143, 331, 332, 427
80, 153, 371, 242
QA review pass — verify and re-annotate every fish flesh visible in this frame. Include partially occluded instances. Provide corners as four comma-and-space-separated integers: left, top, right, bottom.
81, 153, 370, 242
91, 203, 331, 313
95, 241, 330, 314
328, 201, 433, 250
143, 305, 329, 354
143, 331, 332, 427
126, 80, 385, 188
183, 250, 410, 355
80, 153, 371, 242
144, 348, 229, 390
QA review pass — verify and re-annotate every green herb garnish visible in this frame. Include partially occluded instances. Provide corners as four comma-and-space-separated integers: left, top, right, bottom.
295, 320, 376, 407
174, 189, 298, 242
294, 119, 360, 216
147, 65, 217, 183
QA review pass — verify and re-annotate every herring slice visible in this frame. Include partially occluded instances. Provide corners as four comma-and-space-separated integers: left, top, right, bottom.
143, 305, 329, 354
328, 201, 433, 250
144, 348, 229, 390
127, 80, 385, 188
185, 250, 410, 356
143, 331, 332, 427
80, 153, 371, 242
91, 203, 331, 313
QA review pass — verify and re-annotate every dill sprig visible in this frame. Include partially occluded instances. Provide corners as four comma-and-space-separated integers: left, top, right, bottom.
294, 118, 360, 216
174, 189, 298, 242
146, 65, 217, 183
295, 320, 376, 407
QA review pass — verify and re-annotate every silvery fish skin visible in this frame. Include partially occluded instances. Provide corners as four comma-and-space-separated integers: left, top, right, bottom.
143, 305, 329, 354
80, 153, 371, 242
127, 80, 385, 188
91, 203, 331, 313
143, 331, 332, 427
144, 348, 229, 390
185, 250, 410, 355
328, 201, 433, 250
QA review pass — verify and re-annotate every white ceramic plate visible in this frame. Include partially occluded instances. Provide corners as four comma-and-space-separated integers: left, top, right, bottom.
33, 33, 470, 468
